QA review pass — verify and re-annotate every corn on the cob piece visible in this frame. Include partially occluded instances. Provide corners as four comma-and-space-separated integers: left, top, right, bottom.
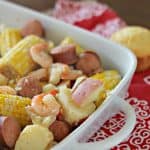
91, 70, 121, 106
91, 70, 121, 90
0, 35, 45, 78
0, 94, 31, 126
61, 37, 84, 55
0, 28, 22, 56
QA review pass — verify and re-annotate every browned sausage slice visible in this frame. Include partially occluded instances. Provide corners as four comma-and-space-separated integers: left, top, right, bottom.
21, 20, 45, 37
50, 44, 78, 64
76, 51, 103, 76
16, 76, 42, 98
0, 116, 21, 148
49, 120, 70, 142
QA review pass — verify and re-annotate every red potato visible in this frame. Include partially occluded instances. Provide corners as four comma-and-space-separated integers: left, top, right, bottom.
0, 116, 21, 148
50, 44, 78, 64
21, 20, 45, 37
49, 120, 71, 142
76, 51, 103, 76
72, 78, 103, 106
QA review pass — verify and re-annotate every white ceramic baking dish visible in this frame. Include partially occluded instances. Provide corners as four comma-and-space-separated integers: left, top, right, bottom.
0, 1, 137, 150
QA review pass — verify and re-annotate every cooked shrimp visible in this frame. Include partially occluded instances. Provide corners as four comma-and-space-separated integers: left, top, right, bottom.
49, 63, 82, 84
31, 94, 60, 117
61, 64, 82, 80
28, 68, 48, 81
30, 43, 53, 68
61, 69, 82, 80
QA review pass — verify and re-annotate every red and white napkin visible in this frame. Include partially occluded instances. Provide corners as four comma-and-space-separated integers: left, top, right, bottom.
52, 0, 126, 38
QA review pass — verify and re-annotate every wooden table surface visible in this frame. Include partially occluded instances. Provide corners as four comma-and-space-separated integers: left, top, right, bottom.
99, 0, 150, 28
10, 0, 150, 28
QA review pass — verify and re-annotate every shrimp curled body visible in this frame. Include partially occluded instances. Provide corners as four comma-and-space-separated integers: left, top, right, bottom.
31, 94, 60, 117
30, 43, 53, 68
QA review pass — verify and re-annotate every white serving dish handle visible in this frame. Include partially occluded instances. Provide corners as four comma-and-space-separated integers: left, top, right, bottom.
52, 95, 136, 150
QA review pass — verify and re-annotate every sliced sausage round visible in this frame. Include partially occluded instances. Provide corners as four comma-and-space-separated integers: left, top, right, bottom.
16, 76, 42, 98
0, 116, 21, 148
21, 20, 45, 37
72, 78, 103, 106
50, 44, 78, 65
75, 51, 103, 76
49, 120, 71, 142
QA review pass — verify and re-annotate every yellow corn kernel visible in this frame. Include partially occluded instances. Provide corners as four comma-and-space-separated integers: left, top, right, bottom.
91, 70, 121, 91
0, 94, 31, 126
91, 70, 121, 107
0, 28, 22, 56
94, 91, 107, 107
0, 35, 45, 78
61, 37, 84, 55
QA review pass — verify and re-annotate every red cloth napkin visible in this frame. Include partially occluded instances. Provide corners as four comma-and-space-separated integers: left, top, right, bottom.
53, 0, 126, 38
52, 0, 150, 149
